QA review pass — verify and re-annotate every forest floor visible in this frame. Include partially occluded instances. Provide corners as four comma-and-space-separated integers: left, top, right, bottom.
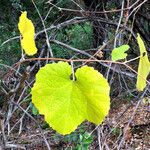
3, 97, 149, 150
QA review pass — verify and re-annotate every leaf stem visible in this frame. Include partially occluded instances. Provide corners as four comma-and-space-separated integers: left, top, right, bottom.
71, 61, 75, 81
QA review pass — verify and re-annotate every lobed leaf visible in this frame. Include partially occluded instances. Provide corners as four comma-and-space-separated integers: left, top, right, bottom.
111, 45, 130, 61
31, 62, 110, 135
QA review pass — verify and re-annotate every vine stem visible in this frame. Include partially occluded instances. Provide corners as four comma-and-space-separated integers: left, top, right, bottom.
16, 57, 122, 66
13, 56, 150, 86
15, 55, 141, 65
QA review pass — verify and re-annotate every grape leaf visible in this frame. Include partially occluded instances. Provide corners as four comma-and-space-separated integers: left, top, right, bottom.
111, 45, 130, 61
136, 34, 150, 91
18, 11, 37, 55
31, 62, 110, 135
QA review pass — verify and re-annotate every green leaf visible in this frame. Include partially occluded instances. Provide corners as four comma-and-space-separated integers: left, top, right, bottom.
31, 62, 110, 135
29, 102, 39, 116
111, 45, 130, 61
136, 34, 150, 91
32, 105, 39, 116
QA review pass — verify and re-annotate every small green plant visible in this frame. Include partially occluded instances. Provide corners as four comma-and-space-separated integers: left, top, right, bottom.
76, 132, 93, 150
29, 102, 39, 116
52, 127, 94, 149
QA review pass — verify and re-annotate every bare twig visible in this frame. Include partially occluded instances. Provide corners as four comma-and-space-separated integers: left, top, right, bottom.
11, 101, 51, 150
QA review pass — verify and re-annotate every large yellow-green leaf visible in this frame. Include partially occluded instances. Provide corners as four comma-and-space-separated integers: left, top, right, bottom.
111, 45, 130, 61
18, 11, 37, 55
136, 34, 150, 91
31, 62, 110, 135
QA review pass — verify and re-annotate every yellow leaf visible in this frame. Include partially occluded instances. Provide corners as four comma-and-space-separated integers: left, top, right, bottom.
31, 62, 110, 135
136, 34, 150, 91
18, 11, 37, 55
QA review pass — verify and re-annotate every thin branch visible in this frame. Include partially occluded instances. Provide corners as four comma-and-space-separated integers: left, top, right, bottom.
11, 101, 51, 150
32, 0, 54, 58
